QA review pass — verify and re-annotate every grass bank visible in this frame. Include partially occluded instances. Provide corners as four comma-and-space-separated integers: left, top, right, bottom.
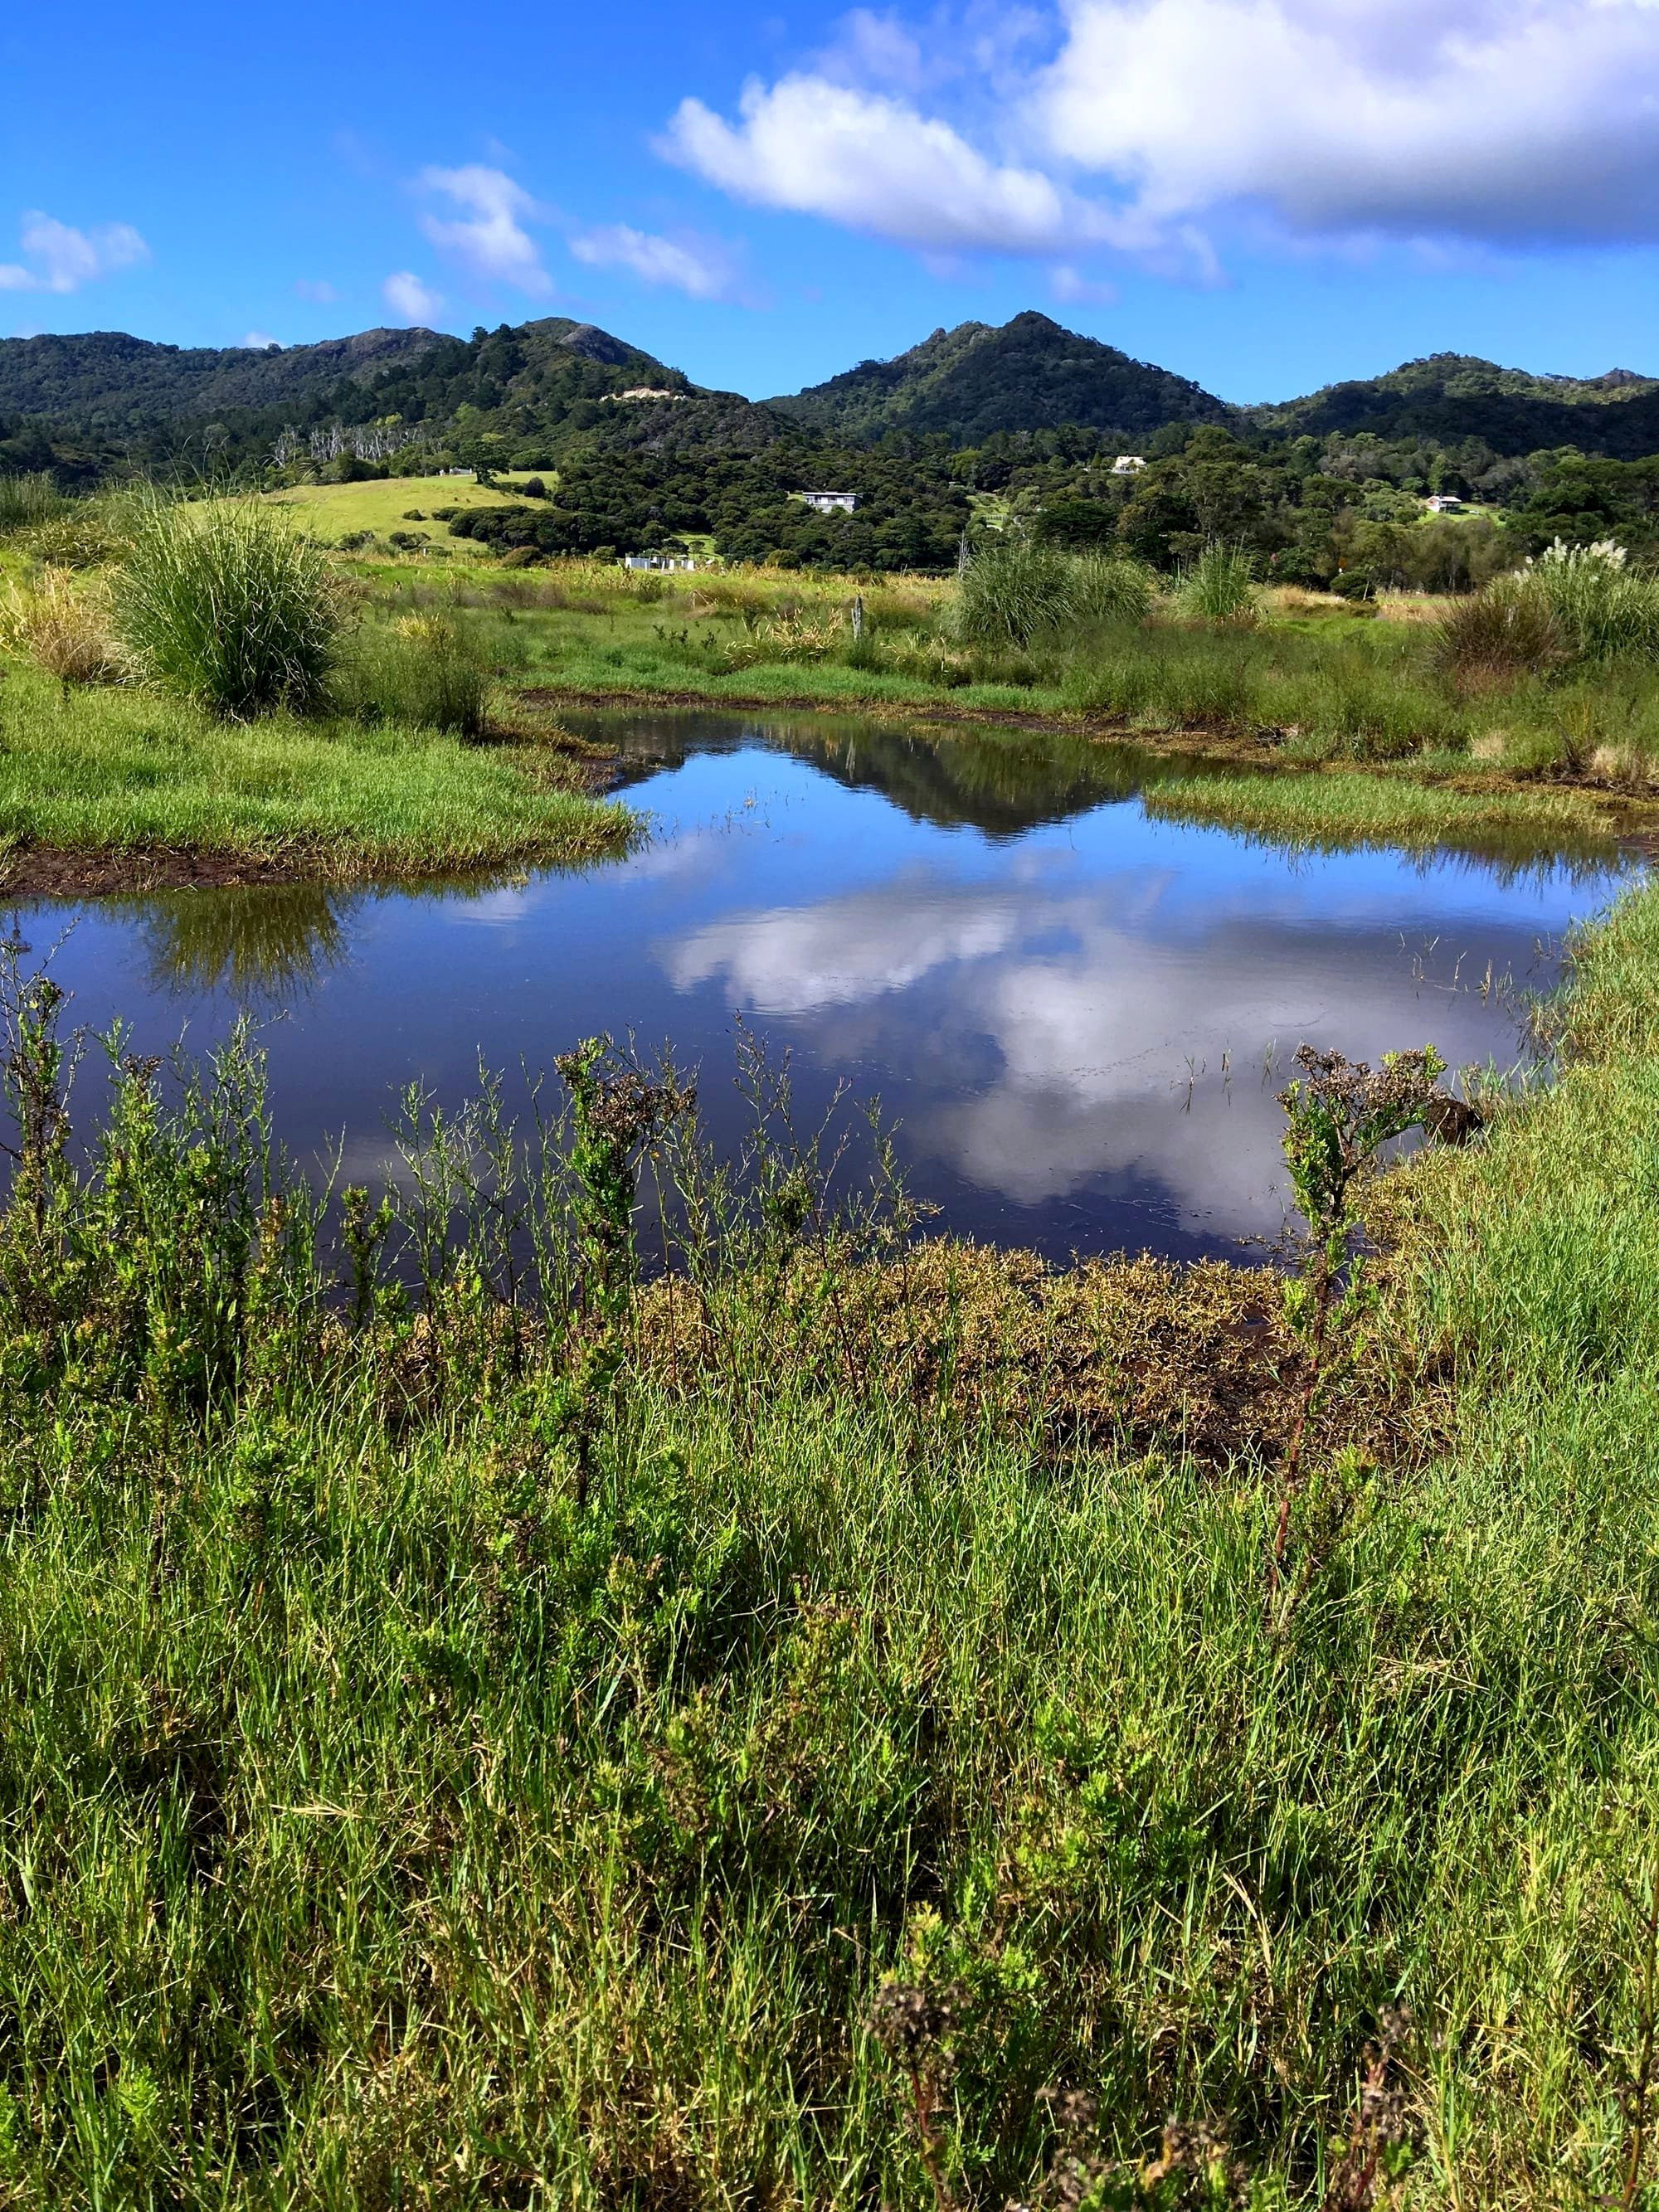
0, 882, 1657, 2202
0, 664, 632, 889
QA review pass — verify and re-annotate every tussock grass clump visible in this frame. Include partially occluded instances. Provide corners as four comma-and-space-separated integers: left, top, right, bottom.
0, 567, 122, 687
1431, 571, 1569, 691
0, 469, 65, 532
956, 536, 1077, 647
334, 611, 489, 735
113, 493, 338, 718
1174, 539, 1260, 624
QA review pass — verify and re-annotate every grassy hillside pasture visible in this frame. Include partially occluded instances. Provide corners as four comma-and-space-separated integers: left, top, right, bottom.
265, 473, 557, 546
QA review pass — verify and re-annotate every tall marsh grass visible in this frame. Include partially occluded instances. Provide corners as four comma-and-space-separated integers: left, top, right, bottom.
333, 611, 489, 734
0, 470, 65, 532
1175, 539, 1260, 623
113, 493, 338, 717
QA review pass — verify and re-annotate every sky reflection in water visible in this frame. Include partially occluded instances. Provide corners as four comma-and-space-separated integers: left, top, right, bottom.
17, 712, 1637, 1262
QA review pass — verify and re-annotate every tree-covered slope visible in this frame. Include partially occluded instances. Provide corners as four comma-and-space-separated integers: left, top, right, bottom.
769, 312, 1233, 445
1248, 352, 1659, 457
0, 326, 445, 426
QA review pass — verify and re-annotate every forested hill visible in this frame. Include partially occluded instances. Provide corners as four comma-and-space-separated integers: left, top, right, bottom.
1248, 352, 1659, 457
0, 317, 705, 479
770, 311, 1233, 444
0, 326, 444, 425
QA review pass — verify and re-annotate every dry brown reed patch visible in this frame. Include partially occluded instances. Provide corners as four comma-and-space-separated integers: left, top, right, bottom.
635, 1238, 1425, 1470
0, 567, 124, 686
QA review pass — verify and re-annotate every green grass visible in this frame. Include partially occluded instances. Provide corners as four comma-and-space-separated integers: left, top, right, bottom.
1142, 759, 1644, 859
0, 662, 632, 877
1, 863, 1658, 2201
265, 474, 559, 544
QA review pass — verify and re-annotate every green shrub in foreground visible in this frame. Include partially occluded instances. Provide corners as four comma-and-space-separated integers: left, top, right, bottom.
113, 493, 337, 717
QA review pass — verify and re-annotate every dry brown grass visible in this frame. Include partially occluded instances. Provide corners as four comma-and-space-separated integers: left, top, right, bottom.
0, 566, 124, 685
635, 1237, 1425, 1471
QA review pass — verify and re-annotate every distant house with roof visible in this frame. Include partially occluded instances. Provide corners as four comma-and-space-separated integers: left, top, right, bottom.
1111, 455, 1146, 474
1423, 493, 1467, 513
623, 552, 701, 572
796, 490, 859, 513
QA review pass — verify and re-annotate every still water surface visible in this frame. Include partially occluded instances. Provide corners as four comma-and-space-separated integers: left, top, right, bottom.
17, 711, 1637, 1262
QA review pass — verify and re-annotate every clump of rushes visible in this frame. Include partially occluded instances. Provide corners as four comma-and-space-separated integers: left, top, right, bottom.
1175, 539, 1259, 624
0, 469, 64, 532
334, 611, 489, 735
0, 567, 122, 688
1430, 571, 1569, 692
956, 536, 1077, 648
113, 491, 337, 718
1068, 548, 1155, 629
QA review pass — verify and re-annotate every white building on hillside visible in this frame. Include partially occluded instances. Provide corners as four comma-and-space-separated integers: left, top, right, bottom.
1111, 455, 1146, 475
1423, 493, 1466, 513
797, 490, 859, 513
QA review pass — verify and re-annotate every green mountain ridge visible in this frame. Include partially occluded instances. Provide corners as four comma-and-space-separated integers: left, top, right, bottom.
769, 309, 1233, 444
6, 314, 1659, 481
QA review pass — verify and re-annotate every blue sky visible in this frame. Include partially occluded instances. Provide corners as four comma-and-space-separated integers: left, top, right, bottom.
3, 0, 1658, 403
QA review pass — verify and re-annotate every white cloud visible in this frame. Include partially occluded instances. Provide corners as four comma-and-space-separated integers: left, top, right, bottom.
382, 270, 445, 324
416, 164, 552, 292
0, 211, 149, 294
569, 221, 744, 300
1037, 0, 1659, 248
661, 74, 1153, 258
661, 0, 1659, 271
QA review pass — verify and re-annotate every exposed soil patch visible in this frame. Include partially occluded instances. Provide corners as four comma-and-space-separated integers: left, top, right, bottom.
0, 844, 348, 897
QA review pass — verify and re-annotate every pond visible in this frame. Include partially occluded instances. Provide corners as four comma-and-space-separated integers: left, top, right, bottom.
12, 709, 1637, 1263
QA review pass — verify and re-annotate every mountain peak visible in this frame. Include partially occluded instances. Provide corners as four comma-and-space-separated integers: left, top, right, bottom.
769, 310, 1230, 445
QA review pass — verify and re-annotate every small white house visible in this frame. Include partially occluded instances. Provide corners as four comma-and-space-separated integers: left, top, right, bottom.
602, 387, 686, 404
797, 491, 859, 513
623, 553, 699, 572
1424, 493, 1466, 513
1111, 455, 1146, 474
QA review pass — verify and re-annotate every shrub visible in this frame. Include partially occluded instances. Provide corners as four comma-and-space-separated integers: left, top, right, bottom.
335, 613, 489, 735
1175, 540, 1260, 623
0, 471, 65, 532
114, 493, 338, 717
0, 567, 122, 686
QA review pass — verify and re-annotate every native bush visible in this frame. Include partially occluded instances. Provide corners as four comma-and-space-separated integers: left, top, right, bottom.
114, 493, 338, 717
